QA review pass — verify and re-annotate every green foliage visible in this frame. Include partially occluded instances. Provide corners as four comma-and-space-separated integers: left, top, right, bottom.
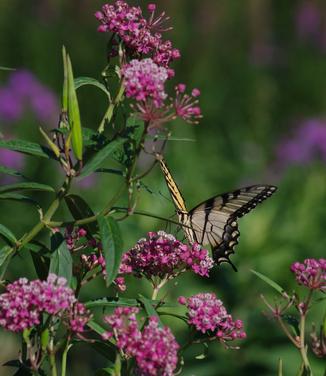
49, 233, 73, 284
98, 216, 123, 287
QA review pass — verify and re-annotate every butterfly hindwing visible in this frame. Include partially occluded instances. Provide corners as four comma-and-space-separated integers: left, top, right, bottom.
188, 185, 277, 266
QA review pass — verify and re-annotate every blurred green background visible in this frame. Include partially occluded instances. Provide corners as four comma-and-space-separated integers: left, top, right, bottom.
0, 0, 326, 375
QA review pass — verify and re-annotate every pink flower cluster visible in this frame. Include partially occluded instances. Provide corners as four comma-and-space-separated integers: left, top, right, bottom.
178, 293, 246, 344
95, 1, 180, 69
122, 59, 168, 107
121, 231, 214, 280
0, 274, 90, 333
131, 77, 202, 128
290, 258, 326, 292
103, 307, 179, 376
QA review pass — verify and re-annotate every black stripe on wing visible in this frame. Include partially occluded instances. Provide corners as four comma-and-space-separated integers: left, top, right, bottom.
221, 185, 277, 219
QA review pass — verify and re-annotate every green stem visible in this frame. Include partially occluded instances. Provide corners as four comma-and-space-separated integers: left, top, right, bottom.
16, 177, 72, 252
50, 353, 58, 376
98, 82, 125, 133
299, 314, 312, 375
61, 341, 72, 376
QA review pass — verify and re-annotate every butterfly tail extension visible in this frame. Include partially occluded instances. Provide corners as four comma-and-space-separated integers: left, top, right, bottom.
212, 218, 240, 271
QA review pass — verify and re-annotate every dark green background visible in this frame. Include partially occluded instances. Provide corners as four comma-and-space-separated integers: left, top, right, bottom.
0, 1, 325, 375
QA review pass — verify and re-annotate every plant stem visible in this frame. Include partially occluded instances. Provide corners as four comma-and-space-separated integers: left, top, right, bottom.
98, 82, 125, 133
61, 341, 71, 376
299, 314, 312, 375
48, 339, 58, 376
277, 316, 299, 347
16, 177, 72, 252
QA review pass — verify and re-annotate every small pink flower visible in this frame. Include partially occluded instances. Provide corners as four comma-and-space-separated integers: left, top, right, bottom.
121, 59, 168, 107
0, 274, 90, 333
174, 84, 202, 124
95, 1, 180, 67
291, 258, 325, 291
103, 308, 179, 375
179, 293, 246, 345
120, 231, 213, 280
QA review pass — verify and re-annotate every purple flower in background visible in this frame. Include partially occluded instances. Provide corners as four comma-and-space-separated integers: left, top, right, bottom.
275, 118, 326, 168
295, 0, 326, 50
0, 69, 59, 126
0, 148, 24, 171
0, 88, 24, 122
295, 1, 321, 41
0, 146, 25, 183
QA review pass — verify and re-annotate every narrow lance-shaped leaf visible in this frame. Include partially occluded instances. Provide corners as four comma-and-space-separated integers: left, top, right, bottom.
0, 182, 54, 194
0, 165, 26, 179
79, 137, 125, 178
0, 139, 54, 159
98, 216, 123, 287
62, 46, 68, 113
67, 53, 83, 161
49, 233, 72, 285
0, 193, 41, 208
0, 224, 17, 245
64, 194, 98, 235
0, 246, 14, 280
0, 66, 15, 71
251, 269, 286, 296
74, 77, 111, 99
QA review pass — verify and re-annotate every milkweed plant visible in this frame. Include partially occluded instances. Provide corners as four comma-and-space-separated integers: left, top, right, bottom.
0, 2, 325, 375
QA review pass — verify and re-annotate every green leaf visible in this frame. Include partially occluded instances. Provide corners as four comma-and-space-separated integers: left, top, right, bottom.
0, 66, 15, 71
67, 54, 83, 161
85, 297, 139, 309
84, 341, 116, 362
0, 165, 26, 179
0, 224, 17, 245
0, 193, 40, 207
251, 269, 286, 296
62, 46, 68, 112
84, 297, 175, 309
64, 194, 98, 234
79, 138, 125, 178
113, 117, 144, 167
0, 182, 54, 194
30, 248, 50, 281
0, 139, 54, 159
98, 217, 123, 287
95, 168, 124, 176
95, 368, 115, 376
74, 77, 111, 99
138, 295, 163, 328
49, 233, 72, 284
87, 320, 107, 336
0, 246, 14, 279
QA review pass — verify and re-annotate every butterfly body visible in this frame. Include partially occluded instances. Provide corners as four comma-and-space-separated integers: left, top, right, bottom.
157, 155, 277, 269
